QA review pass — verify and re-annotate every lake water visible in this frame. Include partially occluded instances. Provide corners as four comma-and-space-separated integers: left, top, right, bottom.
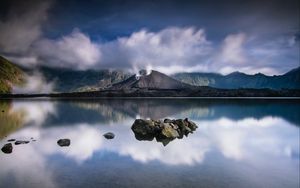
0, 99, 299, 188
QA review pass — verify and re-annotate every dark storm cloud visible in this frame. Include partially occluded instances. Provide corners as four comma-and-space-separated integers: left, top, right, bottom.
0, 0, 299, 75
45, 0, 299, 41
0, 0, 52, 54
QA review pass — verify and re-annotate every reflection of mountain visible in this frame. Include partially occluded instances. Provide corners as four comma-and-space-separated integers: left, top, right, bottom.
1, 99, 299, 129
0, 100, 25, 138
48, 99, 300, 126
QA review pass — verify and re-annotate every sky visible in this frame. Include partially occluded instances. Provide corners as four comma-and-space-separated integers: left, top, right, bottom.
0, 0, 299, 75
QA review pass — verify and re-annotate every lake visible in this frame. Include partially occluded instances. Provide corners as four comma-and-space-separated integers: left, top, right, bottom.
0, 99, 299, 188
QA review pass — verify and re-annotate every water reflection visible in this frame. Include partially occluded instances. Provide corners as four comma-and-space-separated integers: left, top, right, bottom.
0, 99, 299, 188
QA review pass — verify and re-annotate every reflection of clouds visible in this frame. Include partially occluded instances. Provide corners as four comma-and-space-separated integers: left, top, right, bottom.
198, 117, 299, 161
12, 100, 56, 126
1, 112, 298, 166
0, 123, 103, 188
7, 124, 103, 163
0, 112, 299, 187
0, 139, 56, 188
41, 124, 103, 163
1, 116, 298, 166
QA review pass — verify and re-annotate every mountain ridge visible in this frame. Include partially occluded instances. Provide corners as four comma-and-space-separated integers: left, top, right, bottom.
0, 55, 299, 93
173, 67, 300, 90
110, 70, 194, 90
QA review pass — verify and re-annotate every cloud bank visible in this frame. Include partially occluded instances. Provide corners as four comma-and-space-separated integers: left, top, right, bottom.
0, 0, 299, 75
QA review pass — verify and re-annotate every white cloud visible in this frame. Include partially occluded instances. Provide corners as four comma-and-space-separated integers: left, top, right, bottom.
100, 27, 212, 72
13, 72, 55, 94
218, 33, 247, 65
35, 29, 101, 70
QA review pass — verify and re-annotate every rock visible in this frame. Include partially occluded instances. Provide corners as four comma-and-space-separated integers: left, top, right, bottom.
7, 139, 16, 142
131, 119, 160, 141
156, 137, 173, 146
2, 110, 4, 112
164, 118, 173, 123
15, 140, 30, 145
1, 143, 13, 154
57, 139, 70, 147
103, 132, 115, 139
131, 118, 198, 145
184, 118, 198, 131
161, 123, 179, 138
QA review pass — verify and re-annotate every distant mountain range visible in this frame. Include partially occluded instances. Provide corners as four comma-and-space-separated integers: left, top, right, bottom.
173, 68, 300, 90
0, 55, 299, 94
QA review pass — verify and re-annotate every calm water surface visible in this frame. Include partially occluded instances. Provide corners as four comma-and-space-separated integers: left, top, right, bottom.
0, 99, 299, 188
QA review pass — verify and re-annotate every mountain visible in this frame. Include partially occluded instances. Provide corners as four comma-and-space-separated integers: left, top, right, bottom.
31, 66, 131, 92
110, 70, 194, 90
0, 56, 25, 94
173, 68, 300, 90
1, 55, 299, 94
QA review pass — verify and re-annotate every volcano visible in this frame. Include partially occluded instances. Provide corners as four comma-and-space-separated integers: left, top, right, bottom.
110, 70, 194, 90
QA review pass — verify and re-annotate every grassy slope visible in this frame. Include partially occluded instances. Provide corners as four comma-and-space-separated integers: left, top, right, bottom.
0, 56, 25, 93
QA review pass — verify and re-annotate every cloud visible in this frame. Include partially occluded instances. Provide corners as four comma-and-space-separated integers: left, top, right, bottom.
0, 0, 298, 76
100, 27, 212, 72
30, 27, 297, 76
13, 72, 55, 94
0, 0, 52, 54
218, 33, 247, 65
35, 29, 101, 70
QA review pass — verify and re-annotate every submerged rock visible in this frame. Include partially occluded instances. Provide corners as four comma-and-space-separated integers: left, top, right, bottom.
57, 139, 70, 147
1, 143, 13, 154
15, 140, 30, 145
103, 132, 115, 139
131, 118, 198, 146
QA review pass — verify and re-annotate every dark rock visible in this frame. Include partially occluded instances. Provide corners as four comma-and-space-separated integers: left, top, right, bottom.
184, 118, 198, 131
131, 119, 159, 141
164, 118, 173, 123
103, 132, 115, 139
156, 137, 174, 146
57, 139, 70, 147
131, 118, 198, 145
2, 110, 4, 112
7, 139, 16, 142
15, 140, 30, 145
1, 143, 13, 154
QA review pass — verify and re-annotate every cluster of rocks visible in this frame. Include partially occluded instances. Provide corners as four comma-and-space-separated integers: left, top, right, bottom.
131, 118, 198, 146
1, 138, 35, 154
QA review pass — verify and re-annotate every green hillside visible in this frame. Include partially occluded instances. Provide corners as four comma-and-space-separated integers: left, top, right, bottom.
0, 56, 25, 94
